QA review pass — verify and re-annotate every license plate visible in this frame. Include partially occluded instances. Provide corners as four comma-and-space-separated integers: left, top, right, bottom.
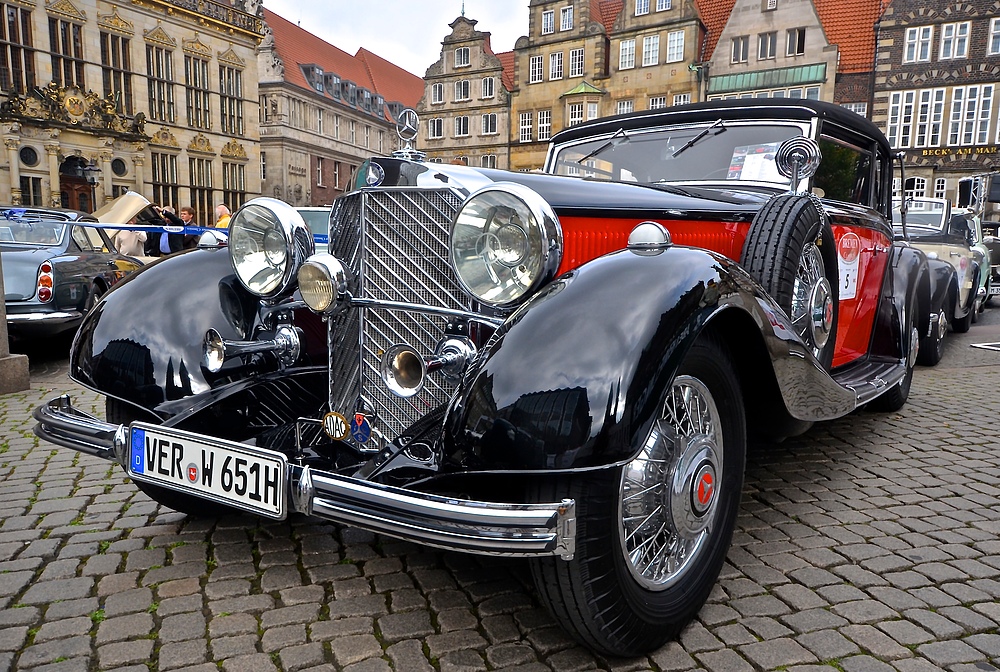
128, 423, 287, 519
991, 285, 1000, 296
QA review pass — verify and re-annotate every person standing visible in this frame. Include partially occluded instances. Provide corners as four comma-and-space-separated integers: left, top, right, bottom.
145, 205, 185, 257
113, 218, 147, 257
179, 206, 200, 249
215, 204, 231, 229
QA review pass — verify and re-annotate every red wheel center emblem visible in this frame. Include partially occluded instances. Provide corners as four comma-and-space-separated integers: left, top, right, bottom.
697, 473, 714, 506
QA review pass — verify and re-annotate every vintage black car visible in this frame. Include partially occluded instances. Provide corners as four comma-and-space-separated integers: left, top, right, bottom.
1, 206, 143, 340
36, 99, 930, 656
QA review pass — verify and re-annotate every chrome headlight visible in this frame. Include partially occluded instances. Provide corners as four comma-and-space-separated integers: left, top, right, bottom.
298, 254, 350, 313
450, 182, 562, 308
229, 198, 314, 298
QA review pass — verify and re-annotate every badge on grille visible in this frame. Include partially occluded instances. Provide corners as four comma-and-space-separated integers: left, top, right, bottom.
323, 412, 350, 441
351, 413, 372, 443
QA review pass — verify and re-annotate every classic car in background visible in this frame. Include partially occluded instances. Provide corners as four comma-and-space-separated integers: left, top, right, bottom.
958, 172, 1000, 306
961, 207, 992, 320
892, 197, 979, 364
2, 206, 143, 341
36, 100, 931, 656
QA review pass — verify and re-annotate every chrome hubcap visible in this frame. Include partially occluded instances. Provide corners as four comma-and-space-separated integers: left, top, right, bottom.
791, 243, 832, 357
619, 375, 722, 591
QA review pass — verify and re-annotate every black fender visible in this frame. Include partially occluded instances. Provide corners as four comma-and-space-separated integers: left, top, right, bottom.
868, 244, 930, 361
441, 246, 856, 472
926, 258, 957, 319
70, 248, 327, 420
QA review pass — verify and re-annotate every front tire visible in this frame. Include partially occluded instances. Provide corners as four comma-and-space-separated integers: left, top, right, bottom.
529, 336, 746, 656
917, 307, 946, 366
106, 399, 233, 518
741, 195, 839, 369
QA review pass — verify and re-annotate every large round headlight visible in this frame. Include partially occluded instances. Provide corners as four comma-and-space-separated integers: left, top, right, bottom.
229, 198, 314, 298
450, 183, 562, 308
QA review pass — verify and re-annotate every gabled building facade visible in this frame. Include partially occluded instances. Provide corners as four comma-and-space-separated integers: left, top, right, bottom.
258, 9, 423, 207
702, 0, 881, 111
508, 0, 705, 171
872, 0, 1000, 204
0, 0, 263, 225
417, 16, 514, 168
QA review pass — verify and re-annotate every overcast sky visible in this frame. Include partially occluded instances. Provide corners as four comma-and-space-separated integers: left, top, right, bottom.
261, 1, 530, 78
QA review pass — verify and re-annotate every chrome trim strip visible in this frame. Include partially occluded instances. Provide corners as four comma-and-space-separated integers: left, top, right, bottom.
33, 395, 576, 560
7, 310, 83, 323
348, 297, 504, 327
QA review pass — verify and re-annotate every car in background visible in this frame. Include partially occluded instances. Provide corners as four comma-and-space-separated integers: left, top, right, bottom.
296, 206, 331, 252
1, 206, 143, 341
892, 197, 979, 364
958, 207, 992, 319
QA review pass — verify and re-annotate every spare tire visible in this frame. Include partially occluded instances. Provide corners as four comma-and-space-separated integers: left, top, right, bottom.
741, 194, 839, 369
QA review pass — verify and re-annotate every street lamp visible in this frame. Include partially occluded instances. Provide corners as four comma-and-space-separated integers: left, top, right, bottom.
82, 161, 101, 213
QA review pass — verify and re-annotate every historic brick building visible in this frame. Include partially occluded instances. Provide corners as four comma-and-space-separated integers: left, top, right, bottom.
872, 0, 1000, 205
1, 0, 264, 225
258, 10, 423, 207
417, 16, 514, 169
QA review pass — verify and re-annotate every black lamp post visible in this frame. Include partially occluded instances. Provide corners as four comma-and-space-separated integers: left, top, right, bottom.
83, 161, 101, 213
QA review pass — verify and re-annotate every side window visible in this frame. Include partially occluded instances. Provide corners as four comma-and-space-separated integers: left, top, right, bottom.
71, 225, 94, 251
814, 135, 873, 207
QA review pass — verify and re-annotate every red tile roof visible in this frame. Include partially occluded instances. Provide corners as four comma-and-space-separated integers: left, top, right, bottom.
694, 0, 738, 62
263, 8, 423, 117
595, 0, 624, 33
496, 50, 515, 92
814, 0, 889, 73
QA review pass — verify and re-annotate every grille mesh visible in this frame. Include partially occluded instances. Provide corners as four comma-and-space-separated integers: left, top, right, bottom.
329, 189, 467, 443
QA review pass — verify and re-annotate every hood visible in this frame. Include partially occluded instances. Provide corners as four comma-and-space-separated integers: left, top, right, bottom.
2, 247, 57, 301
92, 192, 162, 226
363, 157, 770, 220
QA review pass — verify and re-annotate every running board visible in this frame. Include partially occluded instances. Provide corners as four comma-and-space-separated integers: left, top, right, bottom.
830, 359, 907, 406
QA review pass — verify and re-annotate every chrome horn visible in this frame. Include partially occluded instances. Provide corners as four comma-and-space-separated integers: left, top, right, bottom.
203, 325, 301, 373
381, 337, 478, 398
775, 136, 822, 194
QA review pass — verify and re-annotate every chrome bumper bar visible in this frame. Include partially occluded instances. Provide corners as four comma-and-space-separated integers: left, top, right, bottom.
34, 395, 576, 559
7, 310, 83, 324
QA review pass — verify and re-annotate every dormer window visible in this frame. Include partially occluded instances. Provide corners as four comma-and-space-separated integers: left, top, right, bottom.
455, 47, 470, 67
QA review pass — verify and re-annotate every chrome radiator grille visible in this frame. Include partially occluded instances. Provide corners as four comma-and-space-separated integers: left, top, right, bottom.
328, 188, 468, 444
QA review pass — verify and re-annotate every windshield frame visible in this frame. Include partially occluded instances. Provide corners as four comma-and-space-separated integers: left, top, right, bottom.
546, 118, 813, 188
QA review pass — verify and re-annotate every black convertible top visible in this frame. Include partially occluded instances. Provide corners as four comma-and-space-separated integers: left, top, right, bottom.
550, 98, 891, 156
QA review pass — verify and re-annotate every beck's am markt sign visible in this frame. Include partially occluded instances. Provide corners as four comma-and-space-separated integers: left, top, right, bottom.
917, 146, 1000, 157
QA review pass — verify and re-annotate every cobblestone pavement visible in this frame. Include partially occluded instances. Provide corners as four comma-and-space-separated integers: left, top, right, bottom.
2, 309, 1000, 672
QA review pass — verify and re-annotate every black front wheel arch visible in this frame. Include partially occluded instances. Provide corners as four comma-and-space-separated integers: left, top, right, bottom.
527, 334, 746, 656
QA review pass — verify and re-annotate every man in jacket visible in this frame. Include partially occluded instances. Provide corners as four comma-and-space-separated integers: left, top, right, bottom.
145, 205, 185, 256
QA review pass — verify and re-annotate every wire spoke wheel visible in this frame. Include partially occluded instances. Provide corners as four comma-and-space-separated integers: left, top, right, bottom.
789, 242, 833, 359
620, 375, 722, 590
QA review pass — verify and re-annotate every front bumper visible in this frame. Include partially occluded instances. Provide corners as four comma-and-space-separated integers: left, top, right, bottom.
34, 395, 576, 560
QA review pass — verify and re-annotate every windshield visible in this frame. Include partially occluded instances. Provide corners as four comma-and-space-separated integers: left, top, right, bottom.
297, 210, 329, 239
892, 199, 947, 233
550, 121, 805, 185
0, 221, 67, 246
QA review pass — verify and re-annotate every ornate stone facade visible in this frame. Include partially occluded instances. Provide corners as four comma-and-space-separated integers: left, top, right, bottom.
1, 0, 262, 225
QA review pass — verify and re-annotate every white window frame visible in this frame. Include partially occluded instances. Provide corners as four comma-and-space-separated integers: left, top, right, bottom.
568, 102, 584, 126
786, 28, 805, 56
991, 18, 1000, 56
732, 35, 749, 64
887, 90, 915, 148
542, 10, 554, 35
649, 95, 667, 109
667, 30, 684, 63
759, 31, 776, 60
620, 39, 636, 70
569, 48, 584, 77
455, 47, 470, 67
905, 177, 927, 200
636, 0, 649, 15
454, 80, 470, 101
519, 112, 533, 142
538, 109, 552, 140
673, 93, 691, 106
949, 84, 993, 146
454, 115, 470, 137
481, 113, 498, 135
587, 102, 599, 120
656, 0, 671, 9
431, 82, 444, 104
642, 35, 659, 66
914, 88, 945, 148
617, 100, 634, 115
939, 22, 969, 60
481, 154, 497, 169
529, 55, 543, 83
482, 77, 494, 99
428, 118, 443, 139
560, 6, 574, 31
904, 26, 933, 63
550, 52, 564, 80
934, 177, 947, 200
842, 101, 867, 116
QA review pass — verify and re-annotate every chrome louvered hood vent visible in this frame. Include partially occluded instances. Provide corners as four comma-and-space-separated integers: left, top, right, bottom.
328, 188, 469, 446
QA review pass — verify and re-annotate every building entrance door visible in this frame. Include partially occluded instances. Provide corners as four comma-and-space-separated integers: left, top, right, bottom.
59, 156, 96, 213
